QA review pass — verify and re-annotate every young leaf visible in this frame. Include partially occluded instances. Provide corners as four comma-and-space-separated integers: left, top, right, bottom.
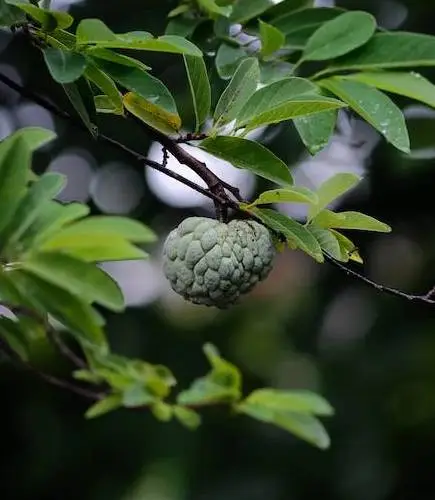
123, 92, 181, 135
328, 32, 435, 72
97, 60, 178, 116
247, 207, 324, 262
341, 71, 435, 109
248, 186, 318, 206
184, 55, 211, 132
84, 62, 123, 115
2, 173, 66, 251
330, 229, 362, 263
173, 406, 202, 430
200, 136, 293, 186
11, 270, 107, 348
294, 110, 337, 155
320, 78, 410, 153
308, 172, 361, 220
303, 11, 376, 61
307, 226, 342, 260
312, 209, 392, 233
85, 394, 123, 419
215, 43, 247, 79
213, 58, 260, 128
259, 20, 285, 57
43, 48, 87, 84
21, 252, 125, 311
0, 128, 55, 238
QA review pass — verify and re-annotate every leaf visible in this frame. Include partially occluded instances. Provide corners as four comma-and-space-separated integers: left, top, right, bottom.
303, 11, 376, 62
97, 60, 178, 116
248, 186, 318, 206
262, 0, 314, 20
294, 110, 337, 155
6, 1, 73, 29
0, 1, 25, 26
271, 7, 342, 49
123, 92, 181, 135
84, 62, 123, 115
184, 55, 211, 132
21, 252, 125, 311
19, 201, 89, 253
308, 172, 361, 220
122, 384, 156, 407
341, 71, 435, 109
85, 48, 151, 72
165, 16, 202, 37
330, 229, 362, 263
151, 401, 173, 422
312, 209, 392, 233
11, 270, 107, 348
62, 82, 96, 136
215, 43, 247, 80
320, 78, 410, 153
259, 20, 285, 57
248, 207, 323, 262
173, 406, 202, 430
214, 58, 260, 127
0, 270, 27, 305
2, 173, 66, 251
231, 0, 286, 23
200, 136, 293, 186
85, 394, 123, 418
177, 343, 242, 406
42, 215, 156, 243
307, 226, 342, 260
0, 128, 55, 238
0, 317, 29, 361
328, 32, 435, 72
76, 20, 202, 57
198, 0, 232, 17
43, 47, 87, 84
260, 60, 293, 85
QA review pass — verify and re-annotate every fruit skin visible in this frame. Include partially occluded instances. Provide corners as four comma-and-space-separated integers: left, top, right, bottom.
162, 217, 275, 308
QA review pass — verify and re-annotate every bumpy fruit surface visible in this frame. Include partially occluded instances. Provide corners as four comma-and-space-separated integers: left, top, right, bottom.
162, 217, 275, 308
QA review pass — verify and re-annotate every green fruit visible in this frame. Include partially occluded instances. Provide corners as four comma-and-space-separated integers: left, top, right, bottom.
162, 217, 275, 308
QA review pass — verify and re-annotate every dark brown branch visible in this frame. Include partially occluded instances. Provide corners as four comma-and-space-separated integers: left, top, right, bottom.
324, 253, 435, 305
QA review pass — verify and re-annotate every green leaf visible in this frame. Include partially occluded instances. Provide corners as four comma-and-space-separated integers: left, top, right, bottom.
312, 209, 392, 233
231, 0, 285, 23
0, 1, 25, 26
19, 201, 89, 253
168, 4, 190, 18
200, 136, 293, 186
11, 270, 107, 348
85, 394, 123, 419
259, 20, 285, 57
327, 32, 435, 72
215, 43, 247, 80
165, 16, 202, 37
307, 226, 342, 260
341, 71, 435, 109
303, 11, 376, 62
42, 215, 156, 244
271, 7, 342, 49
262, 0, 314, 21
43, 48, 87, 84
214, 58, 260, 127
0, 317, 29, 361
2, 173, 66, 252
330, 229, 362, 263
62, 82, 97, 137
294, 110, 337, 155
184, 55, 211, 132
260, 60, 293, 85
308, 172, 361, 221
177, 343, 242, 405
247, 207, 323, 261
320, 78, 410, 153
6, 1, 73, 30
124, 92, 181, 135
0, 270, 27, 306
235, 77, 344, 130
248, 186, 318, 206
0, 128, 55, 238
173, 406, 202, 430
85, 48, 151, 72
76, 19, 202, 57
97, 60, 178, 116
21, 252, 125, 311
151, 401, 173, 422
122, 384, 156, 407
84, 62, 123, 115
198, 0, 232, 17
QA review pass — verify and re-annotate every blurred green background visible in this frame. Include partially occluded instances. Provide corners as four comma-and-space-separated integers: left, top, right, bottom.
2, 0, 435, 499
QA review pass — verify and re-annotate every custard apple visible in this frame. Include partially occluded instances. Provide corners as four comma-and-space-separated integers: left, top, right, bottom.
162, 217, 275, 308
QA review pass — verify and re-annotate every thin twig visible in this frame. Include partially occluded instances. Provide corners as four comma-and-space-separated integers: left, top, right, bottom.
324, 253, 435, 305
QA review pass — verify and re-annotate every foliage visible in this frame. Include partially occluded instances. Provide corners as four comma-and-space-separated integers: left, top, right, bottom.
1, 0, 435, 450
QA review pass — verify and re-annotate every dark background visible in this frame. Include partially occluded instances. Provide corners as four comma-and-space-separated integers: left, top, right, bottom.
1, 0, 435, 499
